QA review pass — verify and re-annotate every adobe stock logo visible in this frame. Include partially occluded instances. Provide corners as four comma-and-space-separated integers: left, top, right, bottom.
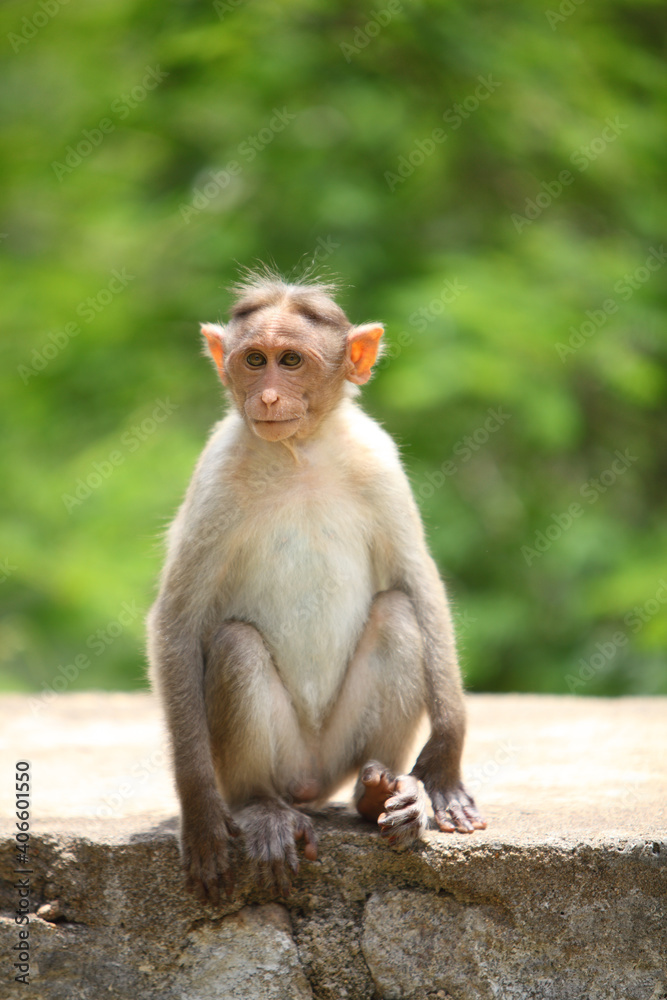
511, 118, 628, 233
415, 407, 511, 500
384, 76, 501, 192
339, 1, 403, 62
521, 449, 637, 566
51, 67, 169, 181
178, 108, 297, 224
7, 0, 69, 52
565, 579, 667, 693
555, 247, 667, 362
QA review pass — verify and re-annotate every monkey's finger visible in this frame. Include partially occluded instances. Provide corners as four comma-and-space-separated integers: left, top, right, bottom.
384, 791, 418, 811
448, 806, 475, 833
205, 877, 221, 907
184, 846, 215, 904
435, 804, 474, 834
284, 835, 300, 876
361, 763, 383, 787
295, 817, 318, 862
378, 807, 414, 828
381, 815, 424, 849
361, 762, 397, 793
458, 796, 487, 830
304, 841, 318, 861
388, 823, 422, 848
265, 848, 291, 895
217, 853, 235, 898
378, 804, 422, 833
193, 863, 220, 906
257, 860, 274, 892
394, 774, 420, 793
433, 810, 456, 832
223, 870, 235, 897
181, 850, 195, 893
185, 868, 207, 903
465, 810, 487, 830
207, 852, 226, 906
271, 858, 292, 897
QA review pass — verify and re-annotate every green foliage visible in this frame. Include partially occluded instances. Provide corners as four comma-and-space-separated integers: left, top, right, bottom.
0, 0, 665, 697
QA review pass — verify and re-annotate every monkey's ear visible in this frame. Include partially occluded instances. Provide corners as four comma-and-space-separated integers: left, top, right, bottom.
201, 323, 228, 384
346, 324, 384, 385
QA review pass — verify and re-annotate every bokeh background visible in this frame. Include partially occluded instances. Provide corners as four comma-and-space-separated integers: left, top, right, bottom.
1, 0, 665, 699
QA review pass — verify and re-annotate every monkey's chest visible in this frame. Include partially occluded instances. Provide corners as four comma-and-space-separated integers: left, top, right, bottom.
222, 505, 375, 725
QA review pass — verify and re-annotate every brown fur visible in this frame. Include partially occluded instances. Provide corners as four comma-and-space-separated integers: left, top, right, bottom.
147, 271, 485, 903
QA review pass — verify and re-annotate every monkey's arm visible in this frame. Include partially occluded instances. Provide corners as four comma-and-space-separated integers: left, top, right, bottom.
147, 429, 243, 901
149, 562, 241, 902
371, 470, 485, 833
404, 551, 485, 832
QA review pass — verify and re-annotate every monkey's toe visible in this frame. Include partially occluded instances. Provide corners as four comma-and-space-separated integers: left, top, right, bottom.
356, 761, 398, 821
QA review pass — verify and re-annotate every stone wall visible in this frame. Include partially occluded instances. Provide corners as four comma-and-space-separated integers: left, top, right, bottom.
0, 693, 665, 999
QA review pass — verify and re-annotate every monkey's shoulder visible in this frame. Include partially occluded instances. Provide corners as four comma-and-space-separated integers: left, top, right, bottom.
189, 414, 254, 491
334, 402, 404, 474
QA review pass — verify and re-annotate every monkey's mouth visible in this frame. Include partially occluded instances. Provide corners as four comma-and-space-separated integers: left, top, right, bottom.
254, 418, 299, 425
251, 416, 303, 441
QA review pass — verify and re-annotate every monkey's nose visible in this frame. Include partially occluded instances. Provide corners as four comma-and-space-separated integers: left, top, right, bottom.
261, 388, 279, 406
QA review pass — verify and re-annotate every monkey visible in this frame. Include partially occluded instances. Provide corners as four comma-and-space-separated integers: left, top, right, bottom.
147, 270, 485, 903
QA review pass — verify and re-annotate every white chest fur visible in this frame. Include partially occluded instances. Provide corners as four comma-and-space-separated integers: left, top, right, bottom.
218, 446, 377, 726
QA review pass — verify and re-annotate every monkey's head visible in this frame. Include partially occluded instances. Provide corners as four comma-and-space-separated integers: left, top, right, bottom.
201, 273, 384, 442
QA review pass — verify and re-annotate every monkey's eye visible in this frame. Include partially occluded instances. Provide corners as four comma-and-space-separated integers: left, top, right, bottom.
245, 352, 267, 368
279, 351, 302, 368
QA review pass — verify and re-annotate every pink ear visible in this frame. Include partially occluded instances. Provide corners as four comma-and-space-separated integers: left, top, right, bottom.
201, 324, 227, 384
346, 324, 384, 385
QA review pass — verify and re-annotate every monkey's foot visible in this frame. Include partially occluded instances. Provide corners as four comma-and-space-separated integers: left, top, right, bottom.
357, 762, 429, 847
236, 798, 318, 895
429, 781, 487, 834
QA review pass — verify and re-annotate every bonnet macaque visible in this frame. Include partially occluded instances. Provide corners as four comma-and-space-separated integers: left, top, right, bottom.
148, 271, 485, 902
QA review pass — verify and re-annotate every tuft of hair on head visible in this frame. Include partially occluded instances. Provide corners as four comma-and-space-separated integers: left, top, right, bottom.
228, 263, 351, 330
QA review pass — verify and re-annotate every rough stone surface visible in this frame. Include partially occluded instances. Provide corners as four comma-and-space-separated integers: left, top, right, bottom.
175, 905, 312, 999
362, 887, 665, 1000
0, 692, 665, 999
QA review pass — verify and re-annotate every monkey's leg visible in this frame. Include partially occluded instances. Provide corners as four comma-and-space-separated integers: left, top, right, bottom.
203, 621, 318, 889
319, 590, 429, 843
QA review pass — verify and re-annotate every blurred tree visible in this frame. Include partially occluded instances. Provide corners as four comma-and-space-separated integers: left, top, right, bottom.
0, 0, 665, 697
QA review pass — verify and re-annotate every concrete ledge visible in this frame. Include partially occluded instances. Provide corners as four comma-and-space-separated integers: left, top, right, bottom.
0, 693, 665, 999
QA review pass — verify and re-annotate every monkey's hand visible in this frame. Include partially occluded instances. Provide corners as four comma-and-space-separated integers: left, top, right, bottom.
377, 774, 430, 848
358, 763, 428, 847
428, 780, 487, 834
237, 798, 318, 895
180, 792, 241, 905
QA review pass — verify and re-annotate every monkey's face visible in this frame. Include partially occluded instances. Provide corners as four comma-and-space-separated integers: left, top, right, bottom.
202, 297, 383, 442
224, 310, 346, 442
